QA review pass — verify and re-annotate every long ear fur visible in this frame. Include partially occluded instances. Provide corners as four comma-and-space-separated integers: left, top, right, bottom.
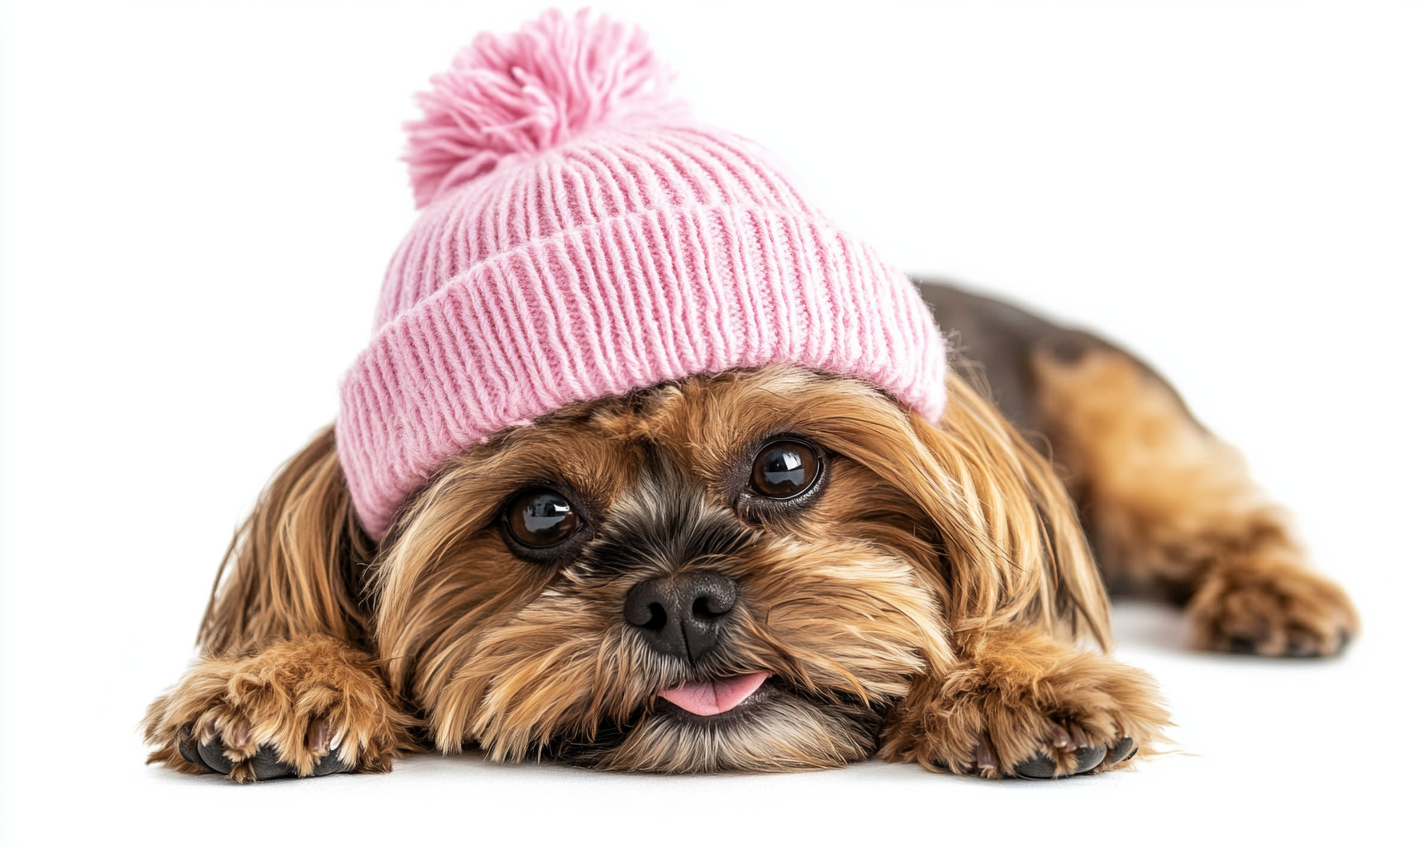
912, 373, 1110, 648
198, 425, 374, 656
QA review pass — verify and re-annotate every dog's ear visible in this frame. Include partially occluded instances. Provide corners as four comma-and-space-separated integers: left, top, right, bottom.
198, 425, 374, 656
907, 374, 1111, 647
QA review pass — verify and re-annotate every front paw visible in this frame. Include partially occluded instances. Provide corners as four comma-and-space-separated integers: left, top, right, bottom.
174, 715, 353, 781
977, 723, 1137, 779
144, 635, 416, 782
1188, 558, 1357, 658
881, 629, 1169, 780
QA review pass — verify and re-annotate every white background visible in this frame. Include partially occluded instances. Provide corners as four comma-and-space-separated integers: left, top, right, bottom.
2, 1, 1420, 845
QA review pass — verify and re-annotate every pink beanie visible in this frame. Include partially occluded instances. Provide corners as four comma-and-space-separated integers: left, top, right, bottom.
337, 9, 948, 539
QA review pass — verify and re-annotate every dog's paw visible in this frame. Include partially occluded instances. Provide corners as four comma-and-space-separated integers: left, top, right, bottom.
881, 629, 1170, 780
143, 635, 417, 782
176, 719, 353, 780
1188, 559, 1358, 658
972, 722, 1138, 780
960, 707, 1147, 781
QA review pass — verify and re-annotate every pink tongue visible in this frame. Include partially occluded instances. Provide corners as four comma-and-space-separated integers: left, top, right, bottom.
658, 672, 771, 717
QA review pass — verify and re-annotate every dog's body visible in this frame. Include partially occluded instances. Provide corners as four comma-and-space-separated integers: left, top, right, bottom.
144, 280, 1357, 781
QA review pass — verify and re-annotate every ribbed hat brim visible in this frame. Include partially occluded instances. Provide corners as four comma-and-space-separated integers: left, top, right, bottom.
337, 203, 946, 538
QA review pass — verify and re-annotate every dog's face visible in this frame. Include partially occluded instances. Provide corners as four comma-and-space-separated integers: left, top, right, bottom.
369, 366, 1096, 772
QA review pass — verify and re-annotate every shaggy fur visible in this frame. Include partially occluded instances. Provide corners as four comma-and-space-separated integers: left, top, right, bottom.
1032, 348, 1358, 656
143, 283, 1356, 782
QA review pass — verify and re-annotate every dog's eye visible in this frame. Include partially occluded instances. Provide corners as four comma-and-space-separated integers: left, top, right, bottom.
750, 440, 821, 499
506, 489, 581, 548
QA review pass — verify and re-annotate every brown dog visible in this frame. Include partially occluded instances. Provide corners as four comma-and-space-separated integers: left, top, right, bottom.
142, 278, 1356, 782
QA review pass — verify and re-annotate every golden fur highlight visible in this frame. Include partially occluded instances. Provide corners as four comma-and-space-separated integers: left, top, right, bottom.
199, 427, 372, 656
901, 377, 1110, 646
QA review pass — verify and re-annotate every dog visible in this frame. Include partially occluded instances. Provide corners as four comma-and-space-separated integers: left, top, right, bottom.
142, 10, 1357, 782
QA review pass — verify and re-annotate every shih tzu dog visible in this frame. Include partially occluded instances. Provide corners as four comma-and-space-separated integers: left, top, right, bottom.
143, 10, 1357, 782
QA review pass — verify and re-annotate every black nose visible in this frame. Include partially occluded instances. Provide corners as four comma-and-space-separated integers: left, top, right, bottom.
624, 571, 739, 663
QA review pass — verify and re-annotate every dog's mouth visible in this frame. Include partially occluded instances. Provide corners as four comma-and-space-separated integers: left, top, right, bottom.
656, 671, 772, 717
548, 671, 886, 770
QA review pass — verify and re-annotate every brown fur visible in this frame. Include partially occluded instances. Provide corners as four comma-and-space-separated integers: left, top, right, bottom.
368, 367, 1145, 773
144, 365, 1171, 779
145, 270, 1364, 780
1033, 347, 1358, 656
198, 428, 373, 655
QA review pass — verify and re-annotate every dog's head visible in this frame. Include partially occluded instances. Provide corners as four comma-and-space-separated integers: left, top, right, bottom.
335, 366, 1100, 772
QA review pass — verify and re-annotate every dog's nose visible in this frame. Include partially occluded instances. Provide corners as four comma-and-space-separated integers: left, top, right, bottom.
624, 571, 739, 663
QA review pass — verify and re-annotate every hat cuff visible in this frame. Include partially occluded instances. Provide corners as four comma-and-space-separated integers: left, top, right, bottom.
337, 203, 947, 539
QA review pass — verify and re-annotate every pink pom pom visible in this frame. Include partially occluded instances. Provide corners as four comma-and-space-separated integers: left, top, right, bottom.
405, 8, 680, 208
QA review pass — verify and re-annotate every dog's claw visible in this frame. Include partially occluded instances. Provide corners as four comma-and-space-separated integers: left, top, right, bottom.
1010, 722, 1129, 779
1014, 751, 1058, 779
179, 726, 351, 780
248, 746, 298, 781
1105, 736, 1136, 767
195, 734, 237, 775
1073, 744, 1107, 772
177, 731, 203, 769
310, 750, 351, 777
974, 738, 997, 772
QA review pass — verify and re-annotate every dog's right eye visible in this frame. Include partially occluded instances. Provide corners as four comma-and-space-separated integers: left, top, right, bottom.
506, 489, 582, 549
750, 440, 821, 500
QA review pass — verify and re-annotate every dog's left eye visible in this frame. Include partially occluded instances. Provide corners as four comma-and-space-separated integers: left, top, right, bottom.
506, 489, 581, 549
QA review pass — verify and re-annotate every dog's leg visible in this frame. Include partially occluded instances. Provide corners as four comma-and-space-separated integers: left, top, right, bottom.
1032, 345, 1358, 656
144, 427, 418, 780
881, 627, 1169, 778
143, 634, 417, 781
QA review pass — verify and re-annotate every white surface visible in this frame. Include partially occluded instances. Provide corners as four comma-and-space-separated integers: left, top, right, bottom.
1, 1, 1420, 845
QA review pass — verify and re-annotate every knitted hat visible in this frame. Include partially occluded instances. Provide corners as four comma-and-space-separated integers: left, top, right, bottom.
337, 9, 948, 539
